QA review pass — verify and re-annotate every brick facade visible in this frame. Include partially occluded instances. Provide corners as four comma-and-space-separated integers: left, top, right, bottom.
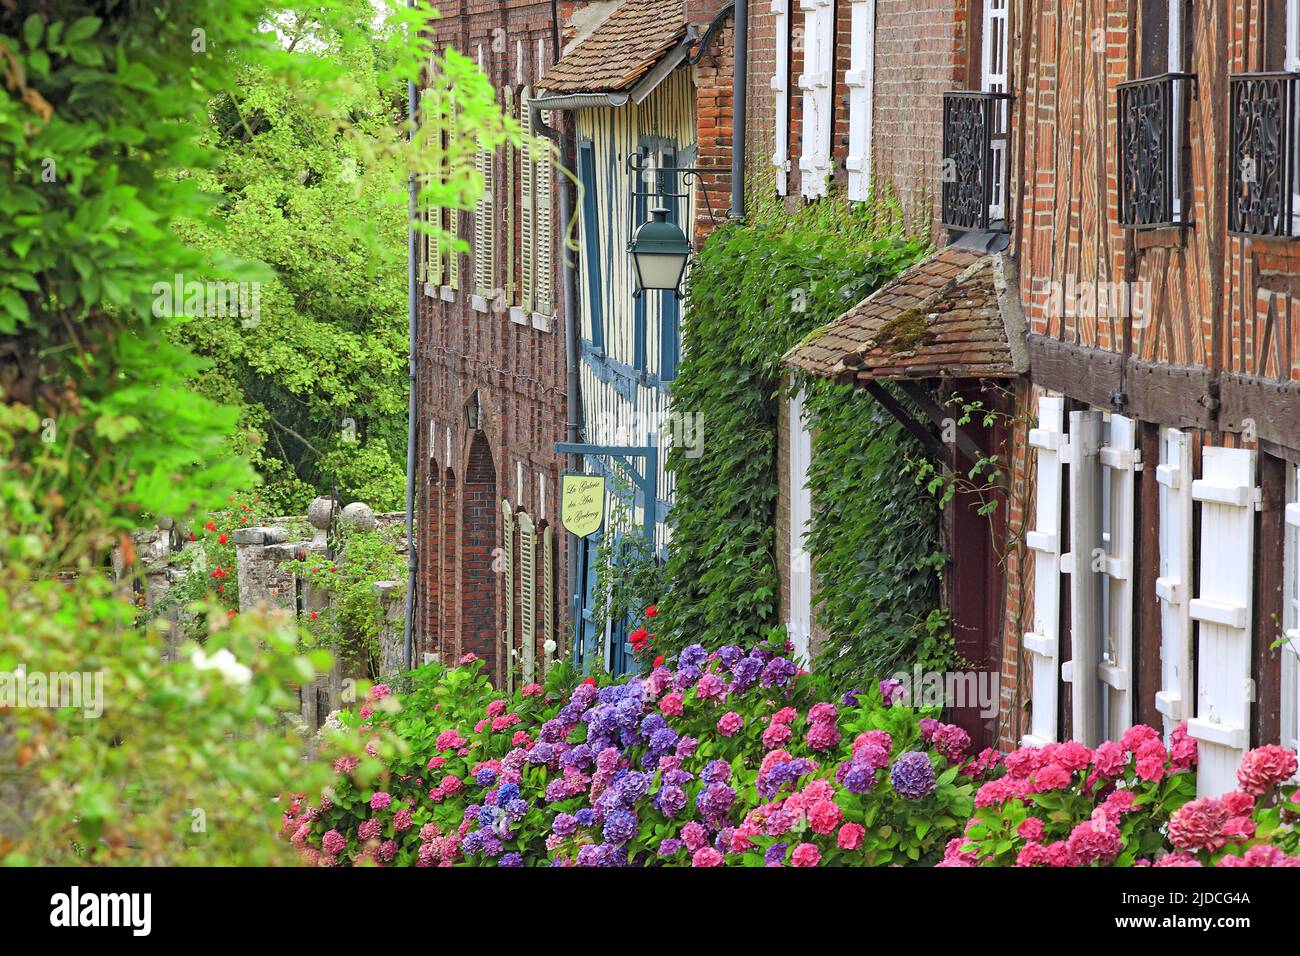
416, 0, 572, 686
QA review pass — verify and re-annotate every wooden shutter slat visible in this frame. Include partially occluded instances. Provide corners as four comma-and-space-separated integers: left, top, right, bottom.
1066, 409, 1105, 747
1100, 415, 1138, 740
519, 511, 537, 683
1188, 447, 1258, 796
520, 89, 535, 314
1022, 394, 1065, 747
845, 0, 875, 201
501, 500, 515, 691
1155, 428, 1194, 735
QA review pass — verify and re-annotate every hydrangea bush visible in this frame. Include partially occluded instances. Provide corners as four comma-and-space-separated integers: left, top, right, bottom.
282, 642, 980, 866
947, 727, 1300, 867
281, 642, 1300, 868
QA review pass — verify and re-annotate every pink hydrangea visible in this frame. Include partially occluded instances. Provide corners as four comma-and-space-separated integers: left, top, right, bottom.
837, 822, 865, 851
717, 711, 744, 736
1168, 720, 1198, 771
393, 807, 413, 831
681, 822, 709, 851
790, 843, 821, 867
321, 829, 346, 855
762, 722, 794, 749
333, 756, 359, 775
1029, 762, 1072, 792
1133, 738, 1168, 783
358, 817, 381, 840
1017, 817, 1046, 842
521, 683, 543, 697
1066, 808, 1122, 865
807, 799, 843, 835
1044, 741, 1093, 773
426, 755, 446, 771
661, 692, 684, 717
808, 702, 838, 724
937, 838, 978, 867
1091, 740, 1127, 779
695, 673, 725, 700
1217, 845, 1300, 867
1120, 723, 1161, 753
932, 723, 972, 762
370, 791, 391, 811
435, 728, 467, 751
1237, 745, 1298, 795
486, 698, 506, 718
438, 773, 463, 795
1168, 796, 1232, 851
1152, 851, 1202, 867
806, 720, 841, 752
771, 706, 798, 725
691, 846, 724, 867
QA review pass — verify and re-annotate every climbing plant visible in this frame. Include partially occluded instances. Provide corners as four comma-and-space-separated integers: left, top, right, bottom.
659, 187, 934, 678
801, 379, 950, 688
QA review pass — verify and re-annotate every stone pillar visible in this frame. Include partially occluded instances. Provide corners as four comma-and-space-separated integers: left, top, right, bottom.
233, 525, 293, 612
373, 580, 407, 679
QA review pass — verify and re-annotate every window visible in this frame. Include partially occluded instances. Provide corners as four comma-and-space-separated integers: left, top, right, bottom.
577, 139, 604, 350
844, 0, 875, 202
797, 0, 834, 199
519, 88, 554, 320
472, 140, 496, 305
981, 0, 1010, 221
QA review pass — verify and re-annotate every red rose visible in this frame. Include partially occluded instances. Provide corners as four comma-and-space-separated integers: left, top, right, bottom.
582, 677, 596, 686
654, 656, 664, 667
629, 628, 649, 643
218, 533, 227, 544
644, 605, 658, 618
204, 521, 217, 532
310, 612, 319, 620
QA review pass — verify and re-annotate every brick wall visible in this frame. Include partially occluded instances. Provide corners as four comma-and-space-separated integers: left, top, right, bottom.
744, 0, 965, 237
693, 19, 735, 239
417, 0, 572, 687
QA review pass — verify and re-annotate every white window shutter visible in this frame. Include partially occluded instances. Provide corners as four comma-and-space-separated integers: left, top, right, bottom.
520, 90, 535, 314
501, 500, 516, 692
844, 0, 875, 202
798, 0, 833, 199
1023, 394, 1065, 747
534, 116, 554, 317
519, 511, 537, 684
1065, 409, 1104, 747
1188, 446, 1259, 797
787, 389, 813, 664
1281, 466, 1300, 761
771, 0, 791, 196
1099, 414, 1138, 740
1155, 428, 1194, 736
474, 144, 496, 298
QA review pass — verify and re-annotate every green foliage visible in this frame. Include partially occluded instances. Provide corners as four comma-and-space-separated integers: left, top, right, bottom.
0, 566, 345, 865
291, 522, 407, 675
0, 0, 505, 865
177, 8, 412, 512
660, 192, 928, 667
802, 381, 950, 686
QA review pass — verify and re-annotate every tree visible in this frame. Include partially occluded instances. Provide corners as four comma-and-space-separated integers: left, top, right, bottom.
0, 0, 507, 864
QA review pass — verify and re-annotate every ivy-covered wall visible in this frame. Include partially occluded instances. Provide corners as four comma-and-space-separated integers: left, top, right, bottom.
659, 195, 945, 687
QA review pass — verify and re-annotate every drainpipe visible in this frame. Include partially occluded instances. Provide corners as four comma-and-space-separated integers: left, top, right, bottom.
730, 0, 747, 219
403, 64, 418, 671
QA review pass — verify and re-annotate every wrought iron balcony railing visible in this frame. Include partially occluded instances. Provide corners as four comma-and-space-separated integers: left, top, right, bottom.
941, 90, 1013, 232
1228, 72, 1300, 238
1118, 72, 1197, 229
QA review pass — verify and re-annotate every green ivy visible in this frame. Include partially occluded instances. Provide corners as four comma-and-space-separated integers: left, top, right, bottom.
802, 381, 951, 687
660, 190, 932, 674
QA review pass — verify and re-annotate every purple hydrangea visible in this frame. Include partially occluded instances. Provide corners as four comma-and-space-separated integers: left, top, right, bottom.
836, 758, 878, 795
552, 812, 578, 837
658, 837, 683, 856
890, 750, 937, 800
602, 809, 637, 845
760, 656, 797, 688
764, 842, 788, 866
499, 852, 523, 867
655, 784, 687, 817
475, 767, 497, 787
575, 808, 596, 827
496, 782, 520, 803
701, 759, 731, 785
679, 644, 708, 668
696, 781, 735, 818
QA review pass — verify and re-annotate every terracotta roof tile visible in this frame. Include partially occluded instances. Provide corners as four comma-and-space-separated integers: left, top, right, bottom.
783, 245, 1024, 383
538, 0, 688, 95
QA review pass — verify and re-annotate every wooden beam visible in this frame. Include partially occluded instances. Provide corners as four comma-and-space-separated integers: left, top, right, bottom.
1221, 373, 1300, 453
1126, 358, 1216, 430
1027, 334, 1124, 411
894, 380, 987, 468
861, 381, 948, 464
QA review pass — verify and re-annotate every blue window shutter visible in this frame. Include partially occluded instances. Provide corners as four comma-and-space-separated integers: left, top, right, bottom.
633, 145, 650, 373
660, 145, 681, 381
578, 140, 604, 351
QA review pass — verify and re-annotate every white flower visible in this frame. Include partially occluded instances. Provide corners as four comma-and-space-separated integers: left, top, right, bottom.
191, 647, 253, 686
543, 639, 557, 655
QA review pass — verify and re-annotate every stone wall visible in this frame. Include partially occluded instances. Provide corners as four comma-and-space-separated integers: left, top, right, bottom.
117, 497, 411, 731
